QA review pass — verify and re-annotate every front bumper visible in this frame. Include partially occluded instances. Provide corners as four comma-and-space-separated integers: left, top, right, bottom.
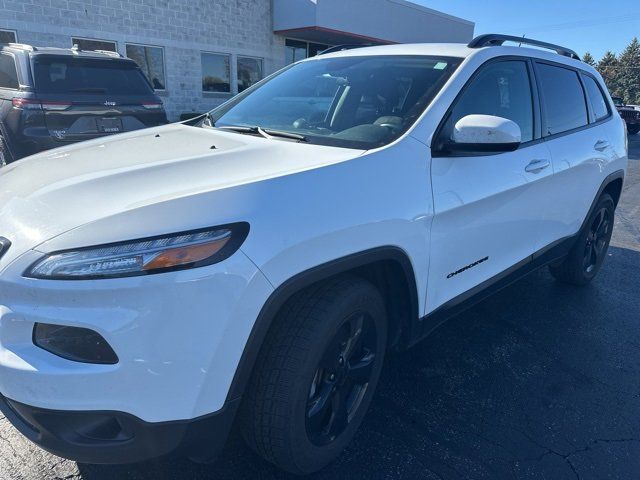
0, 248, 273, 423
0, 393, 240, 464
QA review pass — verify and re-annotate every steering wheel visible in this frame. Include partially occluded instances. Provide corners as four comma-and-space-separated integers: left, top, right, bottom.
292, 118, 308, 129
377, 123, 402, 133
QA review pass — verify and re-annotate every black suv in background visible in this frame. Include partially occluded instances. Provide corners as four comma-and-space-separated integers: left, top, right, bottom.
612, 96, 640, 135
0, 43, 168, 165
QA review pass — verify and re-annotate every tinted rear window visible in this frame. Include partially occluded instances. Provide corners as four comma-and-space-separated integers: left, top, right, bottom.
0, 53, 19, 89
33, 57, 153, 95
582, 75, 610, 122
536, 63, 588, 136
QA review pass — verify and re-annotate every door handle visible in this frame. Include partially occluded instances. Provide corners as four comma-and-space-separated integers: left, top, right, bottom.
594, 140, 610, 151
525, 159, 550, 174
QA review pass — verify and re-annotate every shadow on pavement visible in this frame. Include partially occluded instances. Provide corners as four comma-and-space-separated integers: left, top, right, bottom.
77, 246, 640, 480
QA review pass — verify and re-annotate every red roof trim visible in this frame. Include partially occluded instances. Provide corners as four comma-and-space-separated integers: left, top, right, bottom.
274, 26, 397, 45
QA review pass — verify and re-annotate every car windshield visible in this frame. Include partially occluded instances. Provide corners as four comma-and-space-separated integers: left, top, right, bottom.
207, 55, 461, 149
33, 57, 154, 95
612, 97, 624, 107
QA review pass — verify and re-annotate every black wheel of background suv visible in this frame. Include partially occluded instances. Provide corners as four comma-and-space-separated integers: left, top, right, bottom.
628, 125, 640, 135
0, 135, 14, 167
549, 193, 615, 285
241, 275, 387, 475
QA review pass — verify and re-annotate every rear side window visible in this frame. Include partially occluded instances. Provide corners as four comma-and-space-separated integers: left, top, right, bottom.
536, 63, 588, 136
446, 60, 534, 143
0, 53, 19, 90
582, 75, 610, 122
33, 57, 153, 95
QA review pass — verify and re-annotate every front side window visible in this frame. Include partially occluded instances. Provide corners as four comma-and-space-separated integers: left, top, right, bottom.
446, 60, 534, 144
71, 37, 117, 52
208, 55, 461, 149
582, 75, 610, 122
237, 56, 263, 93
0, 53, 19, 89
201, 52, 230, 93
33, 57, 153, 95
536, 63, 588, 136
0, 30, 17, 44
125, 44, 166, 90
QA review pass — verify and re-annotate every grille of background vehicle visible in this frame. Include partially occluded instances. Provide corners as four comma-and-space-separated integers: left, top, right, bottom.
620, 110, 640, 121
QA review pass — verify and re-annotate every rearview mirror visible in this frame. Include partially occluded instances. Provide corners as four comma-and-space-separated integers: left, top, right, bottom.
449, 114, 521, 153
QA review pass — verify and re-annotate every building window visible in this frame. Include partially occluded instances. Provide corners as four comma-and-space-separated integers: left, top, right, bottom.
285, 39, 307, 64
71, 37, 117, 52
285, 39, 331, 64
308, 42, 330, 57
0, 53, 19, 89
126, 43, 166, 90
201, 52, 230, 93
237, 56, 263, 92
0, 30, 17, 44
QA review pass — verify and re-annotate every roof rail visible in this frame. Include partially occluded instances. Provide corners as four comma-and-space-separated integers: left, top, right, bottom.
468, 34, 581, 61
318, 44, 372, 56
92, 49, 123, 58
70, 44, 122, 58
5, 43, 36, 51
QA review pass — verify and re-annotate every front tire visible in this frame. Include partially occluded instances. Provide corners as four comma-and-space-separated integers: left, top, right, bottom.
241, 276, 387, 475
549, 193, 615, 285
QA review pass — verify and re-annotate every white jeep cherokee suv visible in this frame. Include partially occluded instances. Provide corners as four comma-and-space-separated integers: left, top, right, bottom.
0, 35, 628, 474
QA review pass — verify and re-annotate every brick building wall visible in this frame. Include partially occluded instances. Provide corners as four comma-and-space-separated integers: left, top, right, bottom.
0, 0, 286, 120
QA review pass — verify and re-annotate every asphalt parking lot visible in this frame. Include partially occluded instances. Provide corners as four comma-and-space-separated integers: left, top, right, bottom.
2, 135, 640, 480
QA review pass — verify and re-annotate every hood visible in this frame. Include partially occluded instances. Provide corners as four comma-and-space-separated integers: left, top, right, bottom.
0, 124, 362, 268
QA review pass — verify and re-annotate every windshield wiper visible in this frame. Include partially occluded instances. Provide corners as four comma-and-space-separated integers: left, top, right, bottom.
216, 125, 308, 142
262, 128, 309, 142
217, 125, 261, 134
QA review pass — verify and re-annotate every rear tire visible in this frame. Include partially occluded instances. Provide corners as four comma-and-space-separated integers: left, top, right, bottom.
549, 193, 615, 285
241, 275, 387, 475
628, 125, 640, 135
0, 135, 14, 167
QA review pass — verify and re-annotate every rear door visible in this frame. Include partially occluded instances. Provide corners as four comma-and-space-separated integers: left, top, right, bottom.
427, 58, 554, 312
532, 61, 613, 249
31, 56, 166, 143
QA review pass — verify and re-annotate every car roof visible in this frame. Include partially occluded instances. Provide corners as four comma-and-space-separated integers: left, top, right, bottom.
0, 43, 130, 61
311, 43, 475, 59
307, 42, 591, 72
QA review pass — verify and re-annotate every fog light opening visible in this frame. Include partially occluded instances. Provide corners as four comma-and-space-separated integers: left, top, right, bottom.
33, 323, 119, 365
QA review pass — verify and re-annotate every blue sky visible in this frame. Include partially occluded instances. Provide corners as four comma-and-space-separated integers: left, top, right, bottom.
415, 1, 640, 60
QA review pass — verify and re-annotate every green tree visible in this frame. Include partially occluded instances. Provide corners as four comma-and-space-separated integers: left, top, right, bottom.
597, 51, 622, 98
617, 37, 640, 104
582, 52, 596, 66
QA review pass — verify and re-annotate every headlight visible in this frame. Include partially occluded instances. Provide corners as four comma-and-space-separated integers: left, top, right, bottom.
25, 223, 249, 280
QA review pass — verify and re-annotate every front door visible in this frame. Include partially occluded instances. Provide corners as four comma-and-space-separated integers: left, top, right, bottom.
427, 58, 554, 312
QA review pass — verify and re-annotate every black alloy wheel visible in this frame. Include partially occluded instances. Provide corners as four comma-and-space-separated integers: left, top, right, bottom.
583, 207, 611, 275
241, 275, 387, 475
549, 193, 615, 285
306, 311, 379, 446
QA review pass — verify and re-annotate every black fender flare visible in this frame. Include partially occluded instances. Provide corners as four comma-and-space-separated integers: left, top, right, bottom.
580, 169, 625, 231
225, 246, 420, 403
